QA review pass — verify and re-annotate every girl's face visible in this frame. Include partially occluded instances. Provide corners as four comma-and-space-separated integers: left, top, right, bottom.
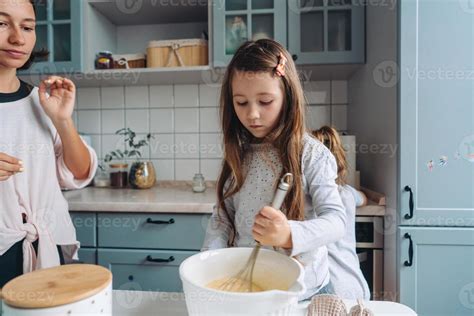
231, 71, 284, 139
0, 0, 36, 70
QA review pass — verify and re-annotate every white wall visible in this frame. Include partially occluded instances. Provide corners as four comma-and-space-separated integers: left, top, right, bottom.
347, 0, 398, 301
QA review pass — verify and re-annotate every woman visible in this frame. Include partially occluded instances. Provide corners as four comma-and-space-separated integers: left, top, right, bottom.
0, 0, 97, 287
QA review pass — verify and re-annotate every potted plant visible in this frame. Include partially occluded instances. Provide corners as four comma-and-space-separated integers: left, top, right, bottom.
104, 128, 156, 189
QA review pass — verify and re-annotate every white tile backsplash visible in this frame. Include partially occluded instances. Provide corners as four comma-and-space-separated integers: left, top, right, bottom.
304, 81, 330, 104
77, 88, 101, 109
174, 85, 199, 107
306, 105, 331, 130
331, 80, 348, 104
175, 159, 199, 180
125, 86, 149, 108
150, 134, 174, 159
200, 133, 223, 159
150, 85, 173, 108
201, 159, 222, 180
78, 110, 101, 134
101, 87, 124, 109
78, 80, 346, 181
199, 107, 220, 133
175, 134, 199, 159
102, 110, 125, 134
126, 109, 149, 133
331, 105, 348, 131
151, 159, 175, 180
150, 109, 174, 133
175, 108, 199, 133
199, 84, 220, 107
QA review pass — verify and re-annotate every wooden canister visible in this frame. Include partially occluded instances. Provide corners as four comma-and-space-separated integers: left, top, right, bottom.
1, 264, 112, 316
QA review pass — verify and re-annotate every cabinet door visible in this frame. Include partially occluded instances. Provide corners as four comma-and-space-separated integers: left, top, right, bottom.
399, 227, 474, 315
213, 0, 287, 65
288, 0, 365, 64
399, 0, 474, 226
78, 248, 97, 264
21, 0, 82, 74
70, 212, 97, 247
98, 249, 197, 292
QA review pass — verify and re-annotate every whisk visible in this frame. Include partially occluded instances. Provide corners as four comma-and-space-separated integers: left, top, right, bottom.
218, 173, 293, 292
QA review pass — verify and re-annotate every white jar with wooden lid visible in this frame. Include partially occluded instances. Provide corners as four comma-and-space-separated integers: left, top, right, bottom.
1, 264, 112, 316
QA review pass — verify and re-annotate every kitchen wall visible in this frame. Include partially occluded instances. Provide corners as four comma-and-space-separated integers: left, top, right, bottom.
74, 80, 348, 181
348, 0, 398, 301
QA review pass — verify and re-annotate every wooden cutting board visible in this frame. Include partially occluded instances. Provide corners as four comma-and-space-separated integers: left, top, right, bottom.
2, 264, 112, 309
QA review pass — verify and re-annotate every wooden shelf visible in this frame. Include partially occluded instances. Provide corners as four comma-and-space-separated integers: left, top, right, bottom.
88, 0, 208, 25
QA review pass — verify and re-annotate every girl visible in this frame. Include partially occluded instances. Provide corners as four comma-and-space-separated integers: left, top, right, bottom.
0, 0, 97, 287
202, 39, 347, 300
313, 126, 371, 300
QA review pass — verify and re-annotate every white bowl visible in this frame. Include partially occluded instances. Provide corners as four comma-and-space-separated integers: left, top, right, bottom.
179, 247, 306, 316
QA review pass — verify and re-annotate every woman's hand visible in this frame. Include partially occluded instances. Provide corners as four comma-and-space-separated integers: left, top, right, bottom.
38, 76, 76, 125
0, 153, 23, 181
252, 206, 293, 248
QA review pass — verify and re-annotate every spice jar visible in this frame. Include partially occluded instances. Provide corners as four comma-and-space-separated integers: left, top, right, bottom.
192, 173, 206, 193
95, 51, 114, 69
109, 163, 128, 188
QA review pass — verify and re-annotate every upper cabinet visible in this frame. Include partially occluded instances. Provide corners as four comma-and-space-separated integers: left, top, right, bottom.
23, 0, 83, 74
212, 0, 287, 65
288, 0, 365, 64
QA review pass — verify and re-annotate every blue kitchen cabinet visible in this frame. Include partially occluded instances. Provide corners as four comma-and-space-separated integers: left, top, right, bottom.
21, 0, 82, 74
287, 0, 365, 64
398, 0, 474, 314
97, 249, 198, 292
70, 211, 210, 292
213, 0, 288, 65
399, 227, 474, 316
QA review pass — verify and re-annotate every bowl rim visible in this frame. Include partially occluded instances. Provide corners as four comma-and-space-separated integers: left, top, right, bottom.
179, 247, 305, 297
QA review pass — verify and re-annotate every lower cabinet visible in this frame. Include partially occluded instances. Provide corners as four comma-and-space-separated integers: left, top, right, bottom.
70, 211, 210, 292
399, 227, 474, 315
77, 248, 97, 264
97, 249, 197, 292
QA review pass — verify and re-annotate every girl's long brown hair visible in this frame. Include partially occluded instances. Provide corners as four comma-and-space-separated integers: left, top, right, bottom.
312, 126, 348, 185
216, 39, 307, 242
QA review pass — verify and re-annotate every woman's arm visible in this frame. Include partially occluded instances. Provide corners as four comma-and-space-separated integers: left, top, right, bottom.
39, 76, 91, 179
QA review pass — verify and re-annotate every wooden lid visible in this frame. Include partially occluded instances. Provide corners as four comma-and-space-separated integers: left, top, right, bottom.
2, 264, 112, 309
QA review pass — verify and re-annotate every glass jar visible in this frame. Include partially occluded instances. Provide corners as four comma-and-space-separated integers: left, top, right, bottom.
192, 173, 206, 193
109, 163, 129, 188
95, 51, 114, 69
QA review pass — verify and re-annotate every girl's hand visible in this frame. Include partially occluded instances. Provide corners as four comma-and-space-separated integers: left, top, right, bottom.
38, 76, 76, 124
0, 153, 23, 181
253, 206, 292, 248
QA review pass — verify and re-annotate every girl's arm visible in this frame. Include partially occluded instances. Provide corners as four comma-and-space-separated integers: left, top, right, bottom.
286, 145, 347, 256
201, 199, 235, 251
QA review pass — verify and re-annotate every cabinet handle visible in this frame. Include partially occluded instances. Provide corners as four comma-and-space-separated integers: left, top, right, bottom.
292, 54, 298, 61
404, 186, 414, 219
146, 218, 175, 225
404, 233, 413, 267
146, 255, 175, 263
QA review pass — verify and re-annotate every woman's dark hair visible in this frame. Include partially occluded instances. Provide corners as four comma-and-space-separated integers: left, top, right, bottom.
18, 0, 49, 70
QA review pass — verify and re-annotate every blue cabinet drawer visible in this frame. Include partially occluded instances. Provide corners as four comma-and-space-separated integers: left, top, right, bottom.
97, 213, 210, 250
78, 248, 97, 264
98, 248, 197, 292
70, 212, 97, 247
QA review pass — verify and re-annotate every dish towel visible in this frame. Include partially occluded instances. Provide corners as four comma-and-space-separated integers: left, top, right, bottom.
307, 295, 374, 316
